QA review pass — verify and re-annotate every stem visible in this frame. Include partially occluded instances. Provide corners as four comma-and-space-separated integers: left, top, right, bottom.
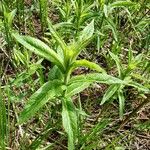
64, 68, 71, 86
39, 0, 48, 33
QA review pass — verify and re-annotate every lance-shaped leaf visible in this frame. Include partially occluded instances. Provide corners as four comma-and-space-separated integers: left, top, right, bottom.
6, 9, 16, 28
19, 80, 65, 124
47, 19, 68, 58
66, 82, 91, 97
12, 33, 65, 72
12, 60, 43, 86
101, 84, 120, 105
71, 36, 95, 61
62, 97, 77, 150
105, 19, 118, 41
67, 73, 125, 99
70, 59, 106, 73
109, 51, 123, 78
69, 73, 125, 85
128, 81, 150, 93
72, 20, 95, 60
79, 20, 94, 42
118, 89, 125, 119
110, 1, 136, 8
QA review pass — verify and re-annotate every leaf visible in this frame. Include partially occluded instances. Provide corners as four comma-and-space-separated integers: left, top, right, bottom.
110, 1, 136, 8
12, 33, 65, 72
54, 22, 75, 30
19, 80, 65, 124
128, 48, 133, 64
12, 62, 42, 86
128, 54, 143, 70
69, 73, 125, 85
67, 73, 125, 100
101, 84, 120, 105
105, 18, 118, 41
118, 90, 125, 119
109, 51, 123, 78
72, 36, 95, 60
47, 19, 68, 58
103, 4, 108, 17
131, 73, 149, 82
71, 59, 106, 73
48, 65, 63, 81
66, 82, 91, 97
72, 20, 95, 60
128, 82, 150, 93
14, 48, 27, 65
7, 9, 16, 28
62, 97, 77, 150
79, 20, 94, 42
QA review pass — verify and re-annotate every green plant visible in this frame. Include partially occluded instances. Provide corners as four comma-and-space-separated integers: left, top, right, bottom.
16, 0, 24, 31
101, 50, 149, 119
39, 0, 48, 32
0, 77, 7, 150
12, 19, 125, 149
1, 3, 16, 51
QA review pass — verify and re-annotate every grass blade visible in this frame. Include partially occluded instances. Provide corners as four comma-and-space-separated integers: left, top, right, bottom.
118, 89, 125, 119
0, 82, 7, 149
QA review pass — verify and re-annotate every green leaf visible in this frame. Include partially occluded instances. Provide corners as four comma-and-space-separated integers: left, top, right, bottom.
101, 84, 120, 105
105, 19, 118, 41
19, 80, 65, 124
12, 62, 42, 86
79, 20, 94, 42
110, 1, 136, 8
66, 82, 91, 97
47, 19, 68, 58
54, 22, 75, 29
104, 4, 108, 17
69, 73, 124, 85
62, 97, 77, 150
72, 20, 95, 60
48, 65, 63, 81
7, 9, 16, 28
128, 48, 133, 64
71, 59, 106, 73
109, 51, 123, 78
39, 0, 48, 28
118, 90, 125, 119
127, 54, 143, 71
72, 36, 95, 60
128, 82, 150, 93
12, 33, 65, 72
14, 48, 27, 65
66, 70, 120, 102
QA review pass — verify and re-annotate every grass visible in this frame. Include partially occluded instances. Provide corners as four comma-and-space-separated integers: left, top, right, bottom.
0, 0, 150, 149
